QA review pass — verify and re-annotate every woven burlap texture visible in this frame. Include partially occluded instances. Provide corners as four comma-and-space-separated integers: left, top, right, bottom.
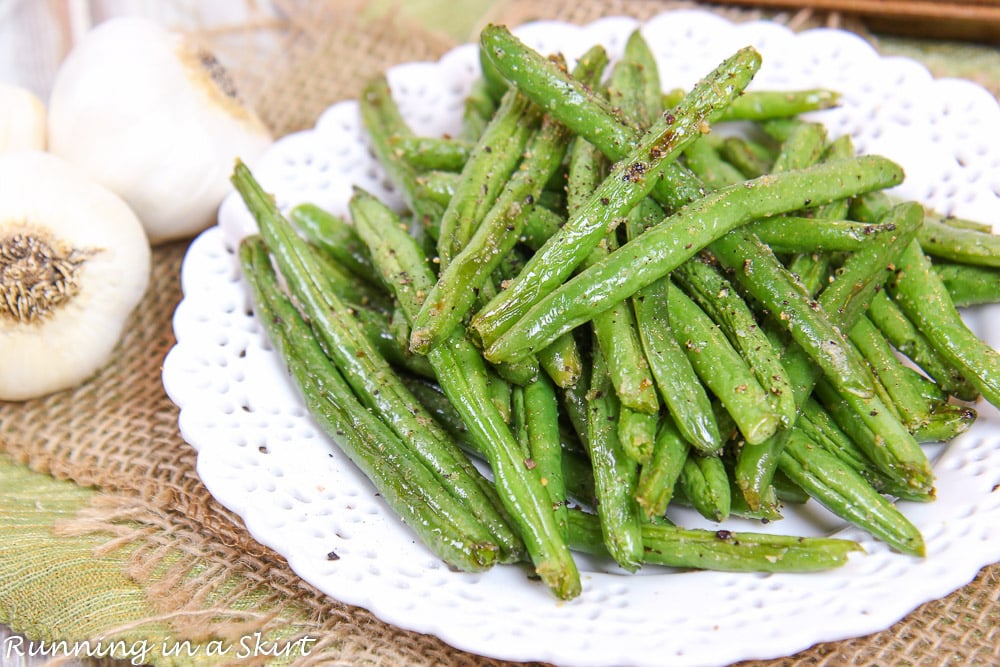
0, 1, 997, 665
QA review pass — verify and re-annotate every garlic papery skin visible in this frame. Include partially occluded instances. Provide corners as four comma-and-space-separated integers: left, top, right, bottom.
0, 151, 151, 401
47, 16, 273, 246
0, 83, 47, 152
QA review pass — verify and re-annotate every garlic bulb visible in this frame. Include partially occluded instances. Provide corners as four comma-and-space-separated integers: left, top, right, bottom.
47, 16, 273, 245
0, 151, 150, 401
0, 83, 47, 152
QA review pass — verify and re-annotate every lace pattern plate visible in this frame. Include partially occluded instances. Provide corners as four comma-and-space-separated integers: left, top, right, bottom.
163, 10, 1000, 667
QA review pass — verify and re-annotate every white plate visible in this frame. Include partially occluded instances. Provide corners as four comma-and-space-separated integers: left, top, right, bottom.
163, 10, 1000, 667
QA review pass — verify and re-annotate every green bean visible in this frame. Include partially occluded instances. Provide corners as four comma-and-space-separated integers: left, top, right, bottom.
349, 299, 437, 379
779, 429, 925, 556
848, 314, 969, 439
360, 76, 444, 231
409, 112, 571, 353
400, 373, 473, 447
472, 31, 762, 348
498, 50, 606, 391
665, 89, 841, 124
672, 255, 796, 428
711, 205, 914, 403
812, 375, 929, 495
565, 137, 659, 417
510, 385, 530, 457
606, 61, 652, 129
435, 88, 540, 268
866, 290, 979, 401
720, 89, 841, 121
917, 217, 1000, 268
349, 187, 581, 600
620, 29, 665, 125
560, 358, 591, 451
797, 398, 934, 502
750, 216, 901, 254
788, 252, 831, 296
460, 77, 498, 141
887, 240, 1000, 408
903, 370, 979, 437
289, 203, 381, 286
478, 24, 643, 159
819, 209, 922, 327
414, 169, 458, 206
239, 236, 500, 572
813, 134, 856, 218
585, 340, 644, 571
635, 415, 690, 519
733, 433, 787, 514
705, 451, 781, 521
718, 135, 773, 178
415, 50, 609, 377
912, 403, 977, 443
233, 163, 525, 564
679, 453, 732, 523
668, 282, 782, 445
478, 36, 511, 102
403, 372, 591, 488
567, 508, 861, 572
482, 26, 711, 215
678, 131, 825, 444
395, 135, 474, 172
795, 398, 868, 470
522, 373, 569, 539
483, 156, 904, 364
933, 262, 1000, 307
519, 204, 565, 250
628, 208, 722, 454
617, 406, 659, 465
758, 117, 802, 143
485, 365, 513, 423
445, 275, 542, 387
704, 125, 841, 504
623, 177, 720, 454
725, 203, 934, 493
436, 43, 607, 272
772, 135, 852, 294
683, 136, 747, 188
539, 45, 659, 408
849, 320, 919, 424
480, 303, 543, 387
937, 215, 994, 234
767, 120, 827, 172
296, 237, 393, 316
737, 200, 927, 505
712, 228, 877, 395
537, 332, 583, 389
853, 190, 1000, 264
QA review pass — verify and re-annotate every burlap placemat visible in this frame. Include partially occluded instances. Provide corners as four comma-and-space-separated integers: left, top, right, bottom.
1, 1, 997, 665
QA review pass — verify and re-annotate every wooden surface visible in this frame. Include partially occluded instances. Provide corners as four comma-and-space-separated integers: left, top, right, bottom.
714, 0, 1000, 41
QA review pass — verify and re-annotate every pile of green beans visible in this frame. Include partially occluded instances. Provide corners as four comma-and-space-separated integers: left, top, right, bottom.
229, 23, 1000, 600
